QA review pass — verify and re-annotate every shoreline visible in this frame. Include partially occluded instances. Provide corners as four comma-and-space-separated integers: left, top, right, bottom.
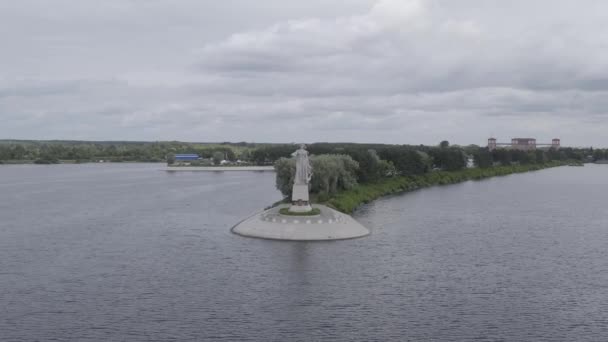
164, 166, 275, 172
321, 161, 575, 214
0, 160, 162, 165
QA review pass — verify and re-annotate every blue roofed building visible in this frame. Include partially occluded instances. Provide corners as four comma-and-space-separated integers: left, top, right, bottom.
169, 153, 201, 166
174, 154, 200, 161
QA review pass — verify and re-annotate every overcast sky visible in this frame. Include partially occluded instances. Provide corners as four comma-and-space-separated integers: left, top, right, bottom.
1, 0, 607, 146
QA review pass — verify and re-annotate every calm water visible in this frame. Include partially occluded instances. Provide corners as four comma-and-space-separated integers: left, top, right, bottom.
1, 163, 608, 341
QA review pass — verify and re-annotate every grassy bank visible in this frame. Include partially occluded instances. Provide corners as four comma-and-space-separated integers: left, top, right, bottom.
324, 161, 574, 214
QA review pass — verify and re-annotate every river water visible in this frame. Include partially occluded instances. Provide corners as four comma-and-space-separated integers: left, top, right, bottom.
1, 163, 607, 341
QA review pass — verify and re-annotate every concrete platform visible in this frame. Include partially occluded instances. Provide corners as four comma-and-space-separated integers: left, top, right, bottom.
231, 204, 370, 241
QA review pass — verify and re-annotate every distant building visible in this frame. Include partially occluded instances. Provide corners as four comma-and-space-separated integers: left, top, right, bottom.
174, 154, 200, 161
488, 137, 561, 151
170, 154, 201, 166
488, 138, 497, 151
511, 138, 536, 151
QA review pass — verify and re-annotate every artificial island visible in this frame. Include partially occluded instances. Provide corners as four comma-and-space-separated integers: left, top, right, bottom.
231, 144, 370, 241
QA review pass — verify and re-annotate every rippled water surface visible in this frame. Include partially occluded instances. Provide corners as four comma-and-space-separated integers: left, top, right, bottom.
2, 163, 608, 341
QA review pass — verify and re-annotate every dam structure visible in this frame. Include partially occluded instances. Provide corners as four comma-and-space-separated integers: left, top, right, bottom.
488, 137, 561, 151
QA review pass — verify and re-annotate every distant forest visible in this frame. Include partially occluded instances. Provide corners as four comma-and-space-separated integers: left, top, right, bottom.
0, 140, 259, 164
252, 142, 604, 176
0, 140, 606, 170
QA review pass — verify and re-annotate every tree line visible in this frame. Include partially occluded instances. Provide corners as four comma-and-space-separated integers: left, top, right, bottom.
0, 140, 257, 164
1, 140, 604, 168
272, 142, 601, 200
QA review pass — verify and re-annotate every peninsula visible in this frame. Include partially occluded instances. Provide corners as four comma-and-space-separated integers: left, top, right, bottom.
232, 145, 370, 241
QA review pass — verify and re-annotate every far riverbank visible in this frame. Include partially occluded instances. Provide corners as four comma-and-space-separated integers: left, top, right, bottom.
164, 166, 274, 172
0, 160, 162, 165
321, 161, 577, 213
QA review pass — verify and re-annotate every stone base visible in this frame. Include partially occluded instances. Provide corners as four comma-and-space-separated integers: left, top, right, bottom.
288, 204, 313, 213
231, 204, 370, 241
291, 184, 310, 202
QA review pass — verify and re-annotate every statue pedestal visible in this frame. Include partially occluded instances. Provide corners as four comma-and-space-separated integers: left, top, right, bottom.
289, 204, 313, 213
290, 184, 312, 213
231, 204, 370, 241
291, 184, 309, 202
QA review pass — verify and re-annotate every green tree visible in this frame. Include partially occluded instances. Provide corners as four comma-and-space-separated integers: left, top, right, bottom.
166, 154, 175, 165
593, 149, 605, 161
274, 157, 296, 196
274, 154, 359, 198
430, 148, 466, 171
535, 150, 548, 164
474, 149, 493, 168
378, 159, 397, 177
251, 145, 294, 165
378, 148, 429, 175
212, 151, 224, 165
238, 149, 251, 162
493, 149, 513, 165
353, 149, 382, 182
310, 154, 359, 196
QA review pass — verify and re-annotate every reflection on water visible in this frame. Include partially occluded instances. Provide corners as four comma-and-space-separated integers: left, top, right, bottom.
2, 163, 608, 341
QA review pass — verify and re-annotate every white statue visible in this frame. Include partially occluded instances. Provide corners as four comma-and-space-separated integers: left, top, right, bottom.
290, 144, 313, 213
292, 144, 312, 185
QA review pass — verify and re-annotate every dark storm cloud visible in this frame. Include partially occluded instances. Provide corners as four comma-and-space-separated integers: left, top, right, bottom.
1, 0, 608, 145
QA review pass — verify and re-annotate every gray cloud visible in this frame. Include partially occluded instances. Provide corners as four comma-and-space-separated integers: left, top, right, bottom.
1, 0, 608, 146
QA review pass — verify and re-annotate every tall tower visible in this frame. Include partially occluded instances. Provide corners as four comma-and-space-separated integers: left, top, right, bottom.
488, 138, 497, 151
552, 138, 561, 149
